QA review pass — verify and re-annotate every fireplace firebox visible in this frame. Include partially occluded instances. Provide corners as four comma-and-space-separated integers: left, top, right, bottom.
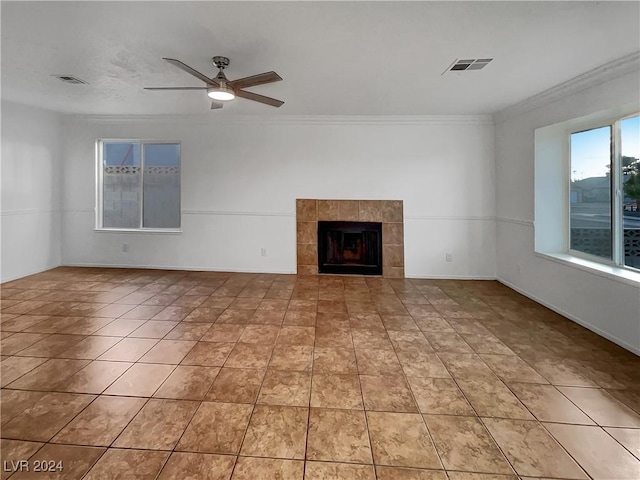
318, 221, 383, 275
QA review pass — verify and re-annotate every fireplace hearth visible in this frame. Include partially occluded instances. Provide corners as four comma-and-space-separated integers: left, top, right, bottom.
318, 221, 382, 275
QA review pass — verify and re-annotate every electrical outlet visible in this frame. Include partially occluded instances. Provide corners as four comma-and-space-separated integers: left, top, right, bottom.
122, 243, 129, 253
445, 253, 453, 262
261, 248, 267, 257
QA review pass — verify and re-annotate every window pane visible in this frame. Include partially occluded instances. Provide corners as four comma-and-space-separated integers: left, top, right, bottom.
142, 144, 180, 229
621, 115, 640, 269
103, 142, 141, 228
570, 126, 612, 260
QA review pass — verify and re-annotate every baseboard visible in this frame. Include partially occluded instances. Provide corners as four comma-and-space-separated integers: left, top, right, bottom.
498, 277, 640, 356
1, 263, 62, 284
62, 262, 296, 275
404, 274, 497, 280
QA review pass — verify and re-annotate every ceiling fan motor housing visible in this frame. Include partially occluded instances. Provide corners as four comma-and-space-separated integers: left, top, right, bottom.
212, 56, 230, 69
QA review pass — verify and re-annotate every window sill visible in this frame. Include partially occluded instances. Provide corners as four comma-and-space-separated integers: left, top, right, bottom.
94, 228, 182, 235
535, 252, 640, 287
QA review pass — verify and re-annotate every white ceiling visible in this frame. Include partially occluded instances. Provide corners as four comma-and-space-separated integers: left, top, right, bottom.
1, 1, 639, 116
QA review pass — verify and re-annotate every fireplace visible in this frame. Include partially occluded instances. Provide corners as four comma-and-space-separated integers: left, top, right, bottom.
318, 221, 383, 275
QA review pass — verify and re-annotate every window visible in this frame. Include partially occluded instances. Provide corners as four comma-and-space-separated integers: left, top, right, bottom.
569, 114, 640, 270
97, 140, 181, 230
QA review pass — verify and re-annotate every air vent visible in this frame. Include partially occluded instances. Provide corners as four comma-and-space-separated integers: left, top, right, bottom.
54, 75, 88, 85
444, 58, 493, 74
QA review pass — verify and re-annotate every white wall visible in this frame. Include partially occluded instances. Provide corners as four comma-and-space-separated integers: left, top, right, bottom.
494, 67, 640, 354
61, 116, 496, 278
1, 101, 63, 282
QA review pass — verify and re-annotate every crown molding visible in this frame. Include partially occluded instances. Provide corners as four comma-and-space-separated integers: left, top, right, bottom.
493, 51, 640, 124
64, 114, 494, 126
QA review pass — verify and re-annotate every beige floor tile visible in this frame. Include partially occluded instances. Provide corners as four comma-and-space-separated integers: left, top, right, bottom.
121, 305, 166, 319
396, 351, 450, 378
270, 344, 314, 371
437, 353, 495, 379
483, 418, 587, 479
315, 327, 353, 348
113, 398, 199, 450
480, 354, 549, 384
277, 326, 316, 346
51, 396, 146, 446
258, 370, 311, 407
164, 322, 212, 340
311, 373, 363, 409
607, 388, 640, 415
366, 412, 440, 469
2, 392, 95, 442
375, 467, 448, 480
93, 319, 146, 336
313, 347, 357, 374
605, 427, 640, 459
445, 472, 517, 480
0, 390, 48, 426
9, 444, 105, 480
305, 462, 374, 479
205, 367, 265, 403
103, 363, 175, 396
241, 405, 308, 459
250, 310, 286, 325
4, 268, 640, 480
360, 375, 417, 412
56, 335, 122, 360
238, 324, 280, 344
406, 377, 474, 415
352, 330, 394, 350
232, 457, 304, 480
225, 342, 273, 368
423, 332, 474, 353
510, 383, 595, 424
6, 358, 91, 391
283, 310, 317, 326
558, 387, 640, 427
201, 324, 245, 342
97, 337, 158, 361
139, 339, 197, 364
424, 415, 513, 474
545, 423, 640, 479
14, 333, 86, 358
177, 401, 253, 454
181, 341, 235, 367
0, 356, 47, 387
84, 448, 169, 480
54, 360, 132, 394
355, 349, 403, 375
128, 320, 178, 338
0, 439, 44, 480
154, 365, 220, 400
158, 452, 236, 480
457, 377, 534, 419
151, 305, 194, 321
527, 357, 599, 387
307, 408, 372, 463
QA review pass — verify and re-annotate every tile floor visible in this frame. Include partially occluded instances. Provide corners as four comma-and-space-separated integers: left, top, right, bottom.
1, 267, 639, 479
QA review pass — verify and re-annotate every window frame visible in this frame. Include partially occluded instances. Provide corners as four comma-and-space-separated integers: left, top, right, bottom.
95, 139, 182, 233
567, 112, 639, 272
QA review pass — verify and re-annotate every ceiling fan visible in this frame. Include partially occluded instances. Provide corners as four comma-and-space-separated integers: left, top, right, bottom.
144, 56, 284, 110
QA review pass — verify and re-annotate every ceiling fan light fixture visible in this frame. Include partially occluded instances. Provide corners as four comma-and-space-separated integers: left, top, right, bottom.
207, 86, 235, 101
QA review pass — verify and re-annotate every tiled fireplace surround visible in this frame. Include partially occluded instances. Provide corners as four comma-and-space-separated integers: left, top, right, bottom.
296, 199, 404, 278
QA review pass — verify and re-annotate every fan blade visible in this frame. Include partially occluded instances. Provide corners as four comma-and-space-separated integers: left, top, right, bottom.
235, 89, 284, 108
211, 101, 223, 110
144, 87, 209, 90
163, 58, 218, 86
228, 71, 282, 90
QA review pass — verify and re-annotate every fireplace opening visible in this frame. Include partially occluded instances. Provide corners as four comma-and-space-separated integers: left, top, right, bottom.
318, 221, 382, 275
